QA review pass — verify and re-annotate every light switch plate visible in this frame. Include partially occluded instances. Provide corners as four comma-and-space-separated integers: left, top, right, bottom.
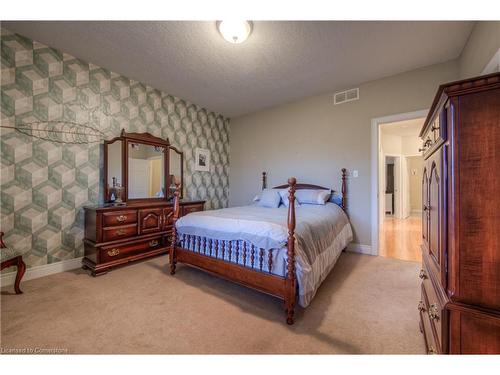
353, 170, 359, 178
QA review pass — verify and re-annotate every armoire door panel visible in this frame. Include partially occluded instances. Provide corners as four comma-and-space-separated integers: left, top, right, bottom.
422, 167, 430, 251
427, 149, 446, 284
454, 88, 500, 311
449, 309, 500, 354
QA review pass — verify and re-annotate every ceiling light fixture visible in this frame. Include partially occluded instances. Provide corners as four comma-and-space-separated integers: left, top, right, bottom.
217, 21, 253, 44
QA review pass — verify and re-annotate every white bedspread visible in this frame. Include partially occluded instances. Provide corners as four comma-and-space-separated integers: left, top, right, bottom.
175, 203, 353, 307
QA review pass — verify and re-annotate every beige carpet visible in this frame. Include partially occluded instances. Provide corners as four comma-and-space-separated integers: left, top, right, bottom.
1, 252, 425, 354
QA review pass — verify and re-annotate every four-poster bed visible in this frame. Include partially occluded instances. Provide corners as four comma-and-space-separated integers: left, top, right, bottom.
169, 169, 349, 325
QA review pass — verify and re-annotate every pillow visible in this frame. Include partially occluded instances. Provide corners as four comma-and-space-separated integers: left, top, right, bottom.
329, 191, 343, 207
257, 189, 281, 208
278, 189, 301, 208
295, 189, 331, 205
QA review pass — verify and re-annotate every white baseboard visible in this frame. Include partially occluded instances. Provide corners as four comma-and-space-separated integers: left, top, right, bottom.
347, 243, 373, 255
0, 257, 83, 287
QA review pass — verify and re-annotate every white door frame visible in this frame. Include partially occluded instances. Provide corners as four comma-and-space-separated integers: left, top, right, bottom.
370, 109, 428, 255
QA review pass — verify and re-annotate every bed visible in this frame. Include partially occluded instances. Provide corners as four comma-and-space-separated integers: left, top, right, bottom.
169, 169, 352, 324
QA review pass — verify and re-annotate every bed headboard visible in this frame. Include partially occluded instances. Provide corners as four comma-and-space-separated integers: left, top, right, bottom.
261, 168, 348, 211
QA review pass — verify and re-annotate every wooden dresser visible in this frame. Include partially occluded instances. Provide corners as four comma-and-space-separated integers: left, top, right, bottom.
83, 200, 204, 275
418, 73, 500, 354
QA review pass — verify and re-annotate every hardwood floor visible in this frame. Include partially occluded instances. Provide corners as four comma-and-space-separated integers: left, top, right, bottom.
379, 214, 422, 262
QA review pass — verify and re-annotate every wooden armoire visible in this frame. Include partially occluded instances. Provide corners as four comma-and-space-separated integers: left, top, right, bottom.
418, 73, 500, 354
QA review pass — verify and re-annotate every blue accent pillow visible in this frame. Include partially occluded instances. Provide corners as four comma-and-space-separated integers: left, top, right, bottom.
257, 189, 282, 208
329, 191, 343, 207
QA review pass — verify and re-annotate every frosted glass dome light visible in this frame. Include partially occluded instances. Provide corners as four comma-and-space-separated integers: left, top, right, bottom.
217, 21, 252, 44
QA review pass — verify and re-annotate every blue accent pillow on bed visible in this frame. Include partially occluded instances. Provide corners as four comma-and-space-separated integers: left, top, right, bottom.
329, 191, 343, 206
257, 189, 282, 208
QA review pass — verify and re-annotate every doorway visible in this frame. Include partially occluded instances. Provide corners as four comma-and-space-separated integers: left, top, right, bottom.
376, 116, 425, 262
383, 155, 400, 217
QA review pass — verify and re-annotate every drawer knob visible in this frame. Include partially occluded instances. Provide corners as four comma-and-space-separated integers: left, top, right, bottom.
115, 229, 126, 236
428, 346, 437, 354
431, 125, 440, 132
428, 304, 440, 321
149, 240, 159, 247
418, 148, 426, 152
107, 248, 120, 257
419, 269, 427, 280
116, 215, 127, 222
418, 301, 426, 312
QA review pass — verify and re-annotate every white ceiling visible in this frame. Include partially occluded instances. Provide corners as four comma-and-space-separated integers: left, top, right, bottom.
380, 118, 425, 137
3, 21, 474, 117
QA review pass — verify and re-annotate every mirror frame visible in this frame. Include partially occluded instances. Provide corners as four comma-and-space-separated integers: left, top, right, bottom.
104, 130, 171, 203
103, 136, 124, 203
167, 145, 184, 200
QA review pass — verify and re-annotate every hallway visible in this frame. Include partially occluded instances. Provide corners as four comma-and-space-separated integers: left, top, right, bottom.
379, 215, 422, 262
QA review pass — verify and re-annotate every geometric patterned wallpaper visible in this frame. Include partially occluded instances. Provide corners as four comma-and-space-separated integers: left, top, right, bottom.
0, 28, 230, 270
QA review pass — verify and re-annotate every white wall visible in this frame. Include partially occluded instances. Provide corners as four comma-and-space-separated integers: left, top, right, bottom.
401, 136, 421, 155
381, 133, 402, 155
381, 132, 421, 157
408, 156, 424, 213
459, 21, 500, 79
230, 60, 459, 246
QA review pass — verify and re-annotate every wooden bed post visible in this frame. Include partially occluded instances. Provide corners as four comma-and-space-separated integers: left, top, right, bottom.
341, 168, 347, 211
262, 171, 267, 190
285, 177, 297, 325
170, 177, 181, 275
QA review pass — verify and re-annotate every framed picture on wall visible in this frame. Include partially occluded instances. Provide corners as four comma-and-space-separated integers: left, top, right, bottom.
195, 148, 210, 172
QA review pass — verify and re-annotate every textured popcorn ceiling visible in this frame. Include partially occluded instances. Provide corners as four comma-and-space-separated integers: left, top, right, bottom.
3, 21, 474, 117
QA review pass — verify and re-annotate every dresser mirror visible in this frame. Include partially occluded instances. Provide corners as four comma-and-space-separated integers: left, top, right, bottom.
128, 142, 166, 199
104, 130, 176, 204
168, 146, 184, 199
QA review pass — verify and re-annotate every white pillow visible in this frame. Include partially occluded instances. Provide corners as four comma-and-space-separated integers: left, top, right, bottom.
295, 189, 331, 205
278, 189, 301, 208
257, 189, 281, 208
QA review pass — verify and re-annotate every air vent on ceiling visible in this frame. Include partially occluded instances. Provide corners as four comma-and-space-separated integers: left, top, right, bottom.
333, 88, 359, 105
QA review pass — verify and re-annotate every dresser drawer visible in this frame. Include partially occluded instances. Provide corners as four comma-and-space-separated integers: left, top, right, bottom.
420, 260, 446, 350
102, 223, 137, 242
419, 285, 440, 354
102, 210, 137, 227
182, 203, 204, 216
101, 236, 164, 263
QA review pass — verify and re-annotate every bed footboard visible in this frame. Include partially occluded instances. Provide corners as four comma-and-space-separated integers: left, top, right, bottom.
169, 177, 298, 325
